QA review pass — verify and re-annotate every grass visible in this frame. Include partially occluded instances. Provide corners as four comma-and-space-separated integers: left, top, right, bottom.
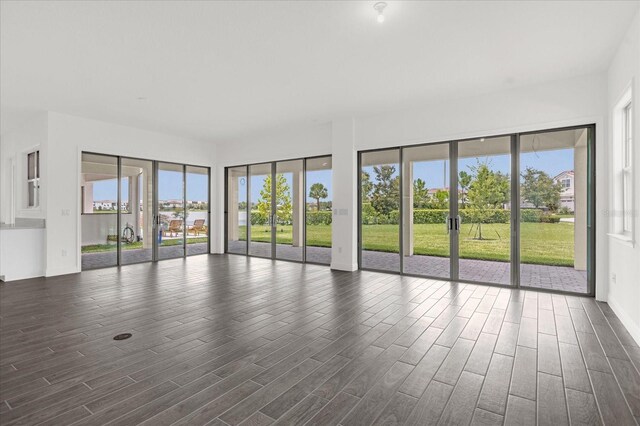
82, 237, 208, 253
243, 222, 575, 266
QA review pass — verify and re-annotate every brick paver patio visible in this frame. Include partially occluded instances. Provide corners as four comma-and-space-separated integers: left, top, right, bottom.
85, 240, 587, 293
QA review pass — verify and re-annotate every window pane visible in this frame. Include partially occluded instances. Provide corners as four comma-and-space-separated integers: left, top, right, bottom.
27, 152, 36, 180
361, 149, 400, 272
28, 181, 35, 207
306, 156, 332, 265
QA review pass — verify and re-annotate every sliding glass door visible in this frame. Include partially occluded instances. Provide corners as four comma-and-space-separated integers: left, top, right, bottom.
306, 156, 332, 265
227, 166, 248, 255
359, 125, 594, 295
120, 157, 154, 265
186, 166, 210, 256
519, 128, 591, 294
248, 163, 273, 258
225, 156, 332, 264
275, 160, 304, 262
401, 143, 451, 278
457, 136, 512, 285
81, 153, 119, 270
81, 154, 210, 270
158, 162, 185, 260
360, 149, 401, 272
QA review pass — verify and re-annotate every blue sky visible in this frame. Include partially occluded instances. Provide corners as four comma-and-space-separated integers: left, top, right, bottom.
93, 170, 209, 201
363, 148, 574, 189
94, 148, 573, 202
247, 169, 333, 203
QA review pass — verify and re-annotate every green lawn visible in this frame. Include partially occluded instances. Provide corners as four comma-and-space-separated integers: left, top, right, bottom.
82, 237, 208, 253
243, 222, 575, 267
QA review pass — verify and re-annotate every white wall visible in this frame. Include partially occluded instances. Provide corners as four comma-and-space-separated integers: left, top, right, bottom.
215, 72, 609, 299
606, 11, 640, 345
45, 112, 214, 277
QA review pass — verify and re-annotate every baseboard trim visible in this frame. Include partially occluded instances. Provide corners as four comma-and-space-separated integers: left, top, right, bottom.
607, 296, 640, 346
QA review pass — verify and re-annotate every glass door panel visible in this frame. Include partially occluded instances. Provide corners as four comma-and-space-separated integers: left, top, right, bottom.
186, 166, 209, 256
520, 128, 588, 294
120, 158, 153, 265
80, 153, 118, 270
402, 143, 451, 278
305, 156, 332, 265
360, 149, 401, 272
275, 160, 304, 262
457, 137, 512, 285
248, 163, 273, 258
227, 166, 248, 254
157, 162, 185, 260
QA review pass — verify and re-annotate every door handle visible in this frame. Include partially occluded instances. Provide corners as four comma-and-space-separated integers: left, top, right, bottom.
446, 216, 452, 234
455, 215, 461, 233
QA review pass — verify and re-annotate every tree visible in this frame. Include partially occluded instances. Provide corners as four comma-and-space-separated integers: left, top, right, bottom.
458, 170, 472, 209
361, 170, 373, 202
309, 183, 328, 211
466, 161, 510, 239
413, 178, 429, 208
430, 189, 449, 209
257, 174, 292, 225
520, 167, 562, 211
371, 165, 400, 216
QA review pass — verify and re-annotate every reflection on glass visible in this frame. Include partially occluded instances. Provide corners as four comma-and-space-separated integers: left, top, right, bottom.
457, 137, 511, 285
360, 149, 400, 272
158, 162, 185, 260
186, 166, 209, 256
402, 144, 450, 278
275, 160, 304, 262
306, 156, 332, 265
120, 158, 153, 264
520, 128, 588, 293
227, 166, 247, 254
81, 153, 118, 269
249, 163, 273, 258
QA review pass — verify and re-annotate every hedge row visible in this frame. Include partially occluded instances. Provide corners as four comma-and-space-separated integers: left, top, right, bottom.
250, 211, 333, 226
249, 208, 556, 226
363, 208, 549, 225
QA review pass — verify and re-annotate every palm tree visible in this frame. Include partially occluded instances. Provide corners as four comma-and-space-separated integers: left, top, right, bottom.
309, 183, 328, 211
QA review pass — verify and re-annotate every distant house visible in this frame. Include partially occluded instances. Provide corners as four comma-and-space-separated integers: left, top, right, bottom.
554, 170, 575, 212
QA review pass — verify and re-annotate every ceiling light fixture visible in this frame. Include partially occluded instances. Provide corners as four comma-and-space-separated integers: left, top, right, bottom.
374, 2, 387, 23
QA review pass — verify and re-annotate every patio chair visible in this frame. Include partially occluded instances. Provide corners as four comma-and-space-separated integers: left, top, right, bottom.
188, 219, 207, 236
163, 219, 182, 237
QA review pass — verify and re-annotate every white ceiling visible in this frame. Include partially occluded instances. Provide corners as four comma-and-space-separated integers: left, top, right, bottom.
1, 1, 637, 142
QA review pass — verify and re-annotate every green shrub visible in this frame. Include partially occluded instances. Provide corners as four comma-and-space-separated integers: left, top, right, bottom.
250, 210, 268, 225
460, 209, 510, 224
540, 214, 561, 223
413, 209, 449, 224
521, 209, 544, 222
306, 211, 332, 225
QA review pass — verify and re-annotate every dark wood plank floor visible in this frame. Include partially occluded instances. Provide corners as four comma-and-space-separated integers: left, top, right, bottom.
1, 255, 639, 425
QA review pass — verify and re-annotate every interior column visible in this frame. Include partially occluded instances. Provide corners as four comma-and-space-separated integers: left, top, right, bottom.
330, 118, 358, 271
